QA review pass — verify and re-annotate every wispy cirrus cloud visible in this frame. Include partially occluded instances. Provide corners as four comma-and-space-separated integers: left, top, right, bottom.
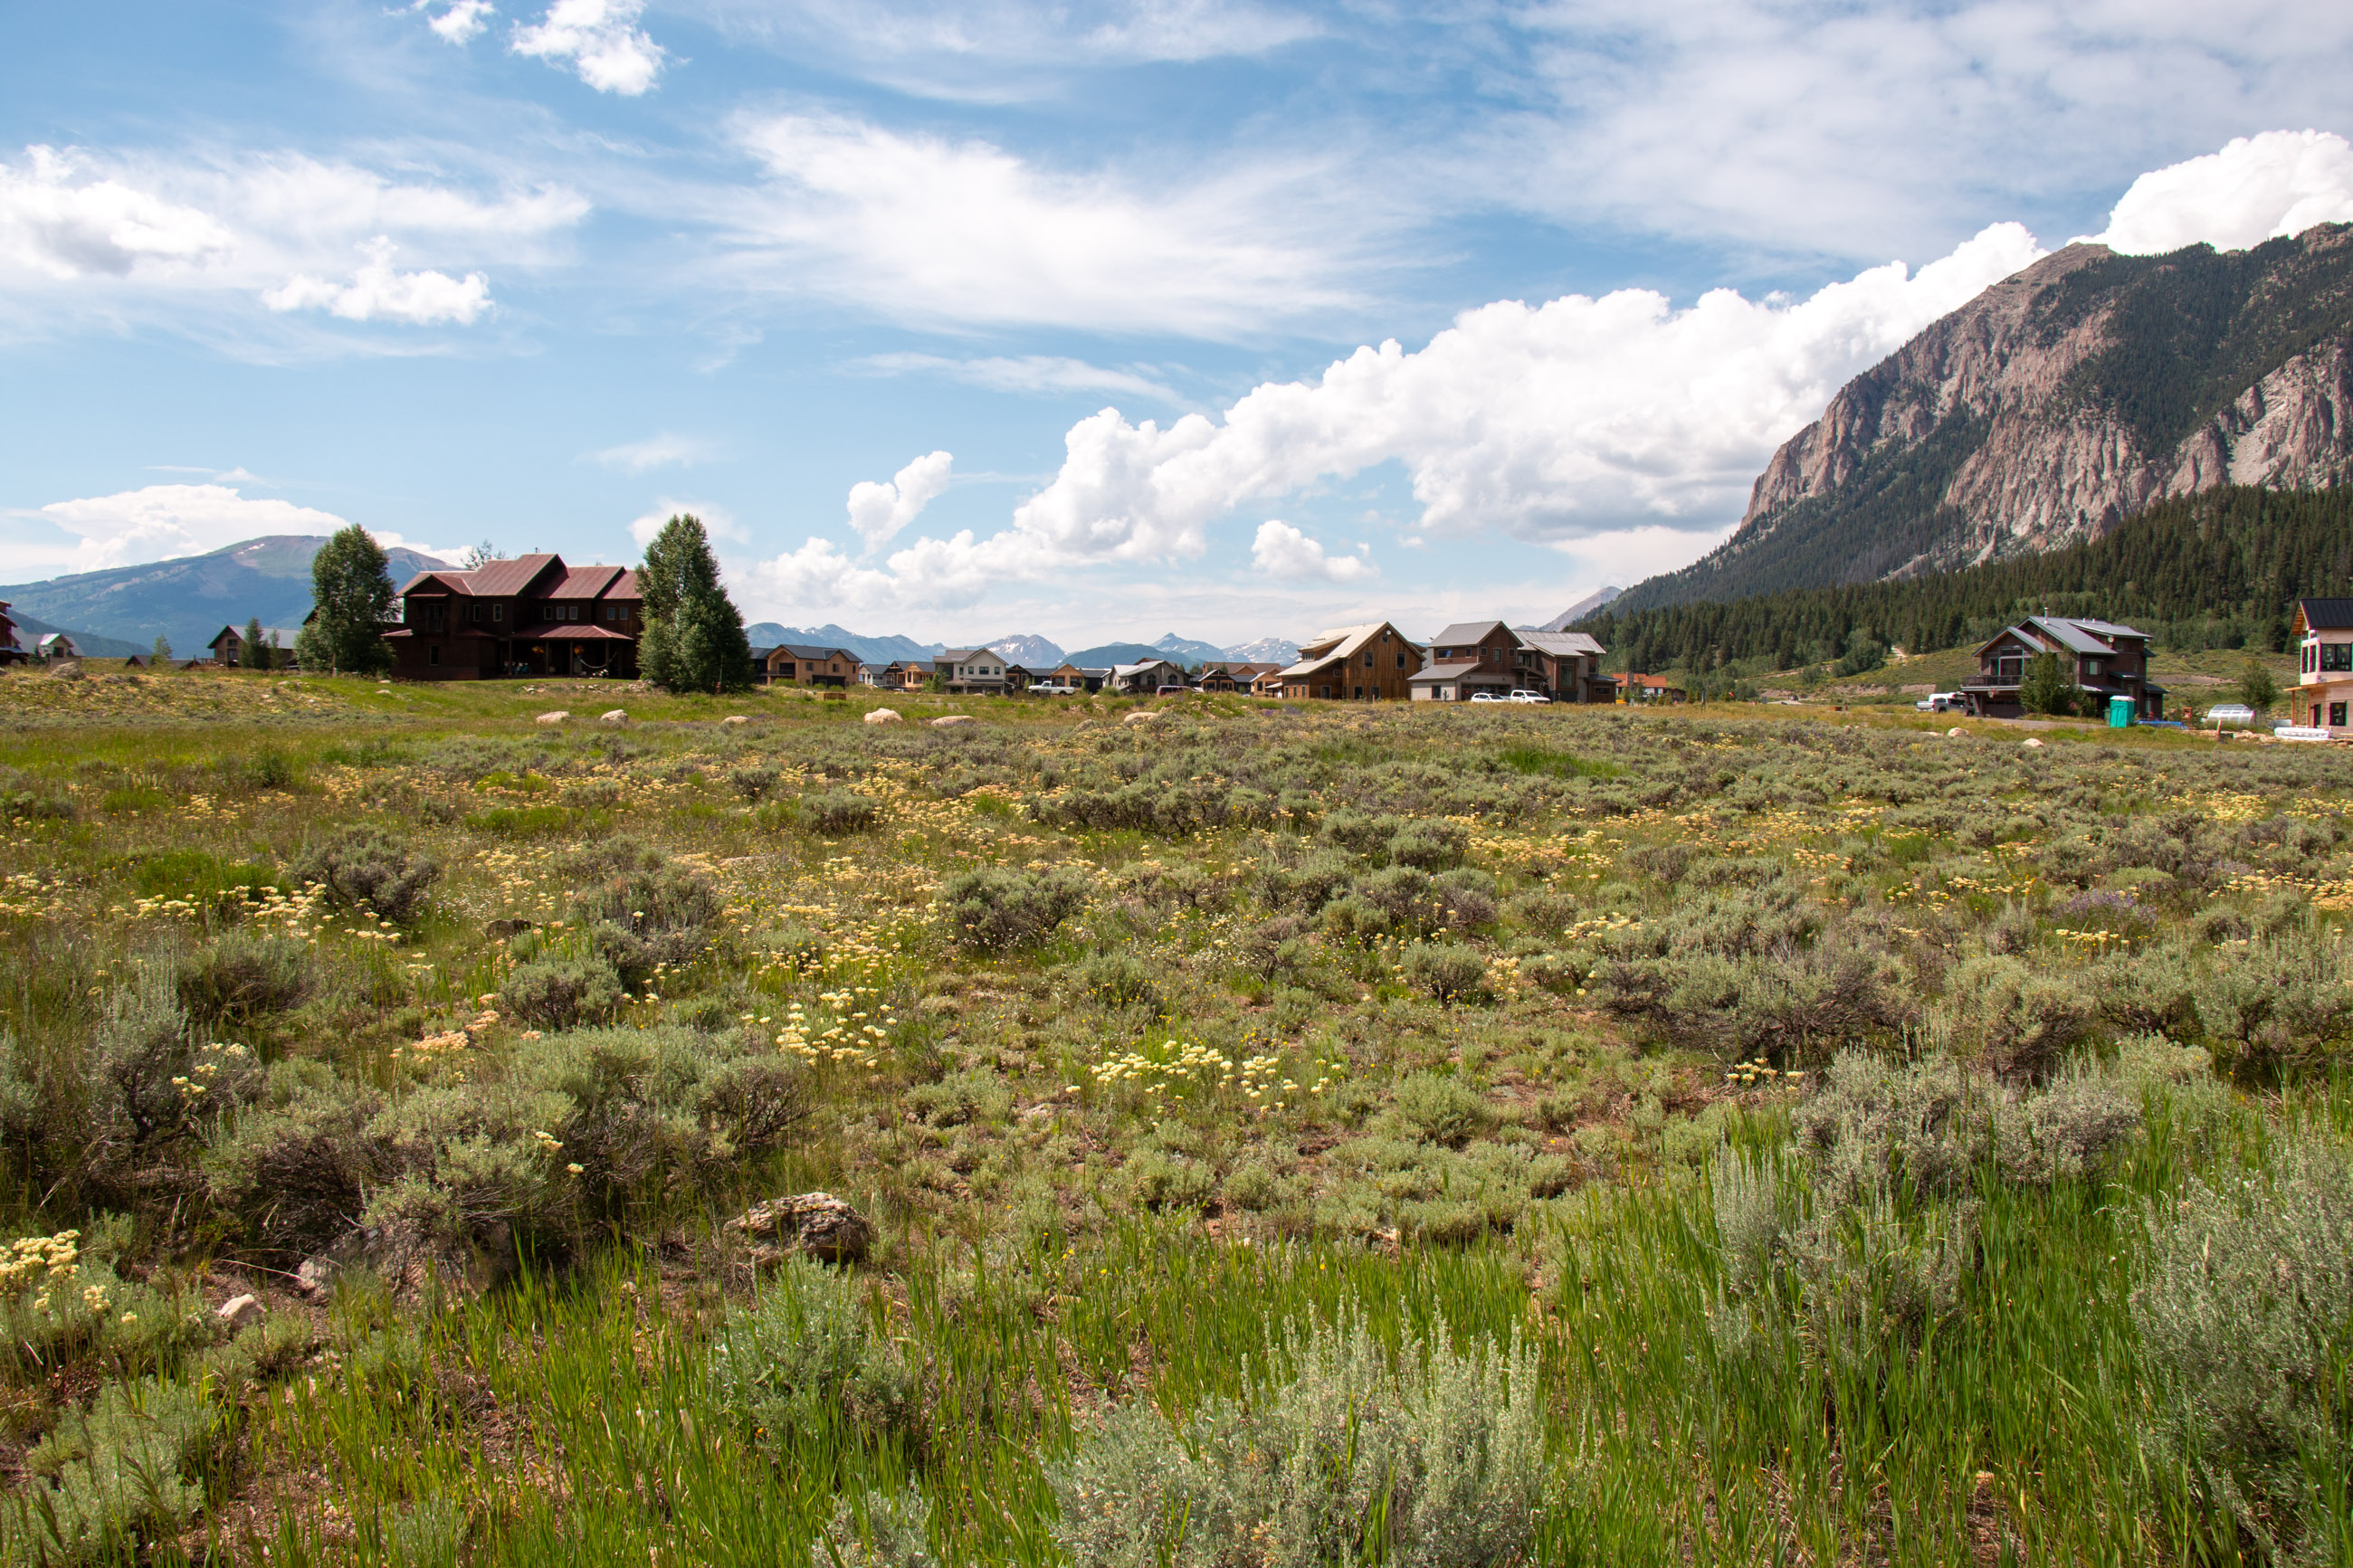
591, 433, 719, 472
856, 352, 1182, 404
713, 111, 1370, 337
0, 143, 586, 342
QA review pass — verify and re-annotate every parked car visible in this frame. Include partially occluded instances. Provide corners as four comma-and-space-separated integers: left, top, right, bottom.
1468, 690, 1507, 703
1914, 691, 1961, 712
1507, 689, 1549, 703
1155, 684, 1192, 696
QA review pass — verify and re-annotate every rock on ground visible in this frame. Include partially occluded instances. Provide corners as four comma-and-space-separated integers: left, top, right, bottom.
217, 1294, 265, 1329
931, 715, 975, 728
537, 710, 569, 725
864, 708, 902, 725
1122, 709, 1161, 725
600, 709, 630, 725
726, 1192, 874, 1264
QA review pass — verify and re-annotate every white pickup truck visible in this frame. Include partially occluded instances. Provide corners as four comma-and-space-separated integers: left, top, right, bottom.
1914, 692, 1961, 712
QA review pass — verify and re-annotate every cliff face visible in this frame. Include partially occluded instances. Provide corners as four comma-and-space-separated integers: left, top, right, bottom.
1617, 224, 2353, 613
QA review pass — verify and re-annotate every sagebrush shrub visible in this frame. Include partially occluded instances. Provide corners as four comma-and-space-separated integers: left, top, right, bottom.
1120, 1149, 1214, 1211
798, 790, 881, 835
807, 1486, 938, 1568
1049, 1316, 1546, 1568
1401, 942, 1489, 1004
938, 867, 1088, 952
176, 928, 314, 1025
1071, 950, 1158, 1011
3, 1375, 217, 1564
710, 1259, 915, 1449
1387, 1073, 1491, 1146
498, 955, 626, 1031
570, 846, 722, 984
298, 824, 439, 924
2134, 1136, 2353, 1556
1946, 954, 2096, 1078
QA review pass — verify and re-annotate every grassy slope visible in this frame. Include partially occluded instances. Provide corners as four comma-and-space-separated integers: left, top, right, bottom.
0, 669, 2348, 1563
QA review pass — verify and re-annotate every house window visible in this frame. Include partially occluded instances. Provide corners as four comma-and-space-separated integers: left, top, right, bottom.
2084, 659, 2101, 678
1996, 655, 2023, 682
2326, 643, 2352, 673
1319, 685, 1331, 698
2306, 642, 2318, 673
2334, 703, 2348, 727
1396, 653, 1406, 669
1363, 652, 1374, 668
428, 646, 441, 667
1354, 686, 1365, 699
492, 603, 504, 622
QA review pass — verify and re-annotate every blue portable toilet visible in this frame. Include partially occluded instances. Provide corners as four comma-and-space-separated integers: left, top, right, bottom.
2108, 694, 2135, 728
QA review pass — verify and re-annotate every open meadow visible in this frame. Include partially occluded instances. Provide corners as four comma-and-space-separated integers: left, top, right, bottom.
2, 666, 2350, 1566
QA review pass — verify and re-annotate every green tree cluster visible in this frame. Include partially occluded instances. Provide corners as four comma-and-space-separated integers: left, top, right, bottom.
241, 616, 271, 672
292, 527, 395, 678
636, 515, 755, 695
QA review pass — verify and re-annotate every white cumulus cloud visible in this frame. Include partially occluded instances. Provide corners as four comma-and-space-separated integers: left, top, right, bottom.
2086, 129, 2353, 254
417, 0, 497, 43
846, 451, 954, 552
1014, 222, 2047, 551
512, 0, 668, 95
0, 146, 233, 280
27, 483, 351, 573
1251, 520, 1374, 583
262, 238, 491, 325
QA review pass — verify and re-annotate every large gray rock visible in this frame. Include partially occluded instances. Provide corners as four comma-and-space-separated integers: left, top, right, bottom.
217, 1293, 265, 1330
727, 1192, 874, 1265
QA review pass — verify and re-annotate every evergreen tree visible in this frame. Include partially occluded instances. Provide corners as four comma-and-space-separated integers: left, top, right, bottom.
243, 615, 271, 672
2018, 651, 2074, 715
2235, 659, 2281, 720
293, 526, 395, 677
635, 515, 755, 694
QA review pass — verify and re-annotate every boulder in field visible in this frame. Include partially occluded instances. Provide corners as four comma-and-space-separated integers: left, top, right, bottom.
727, 1192, 874, 1265
863, 708, 902, 726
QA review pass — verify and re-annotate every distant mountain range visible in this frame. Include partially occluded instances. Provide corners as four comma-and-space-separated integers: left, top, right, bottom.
742, 624, 945, 664
1615, 223, 2353, 614
1537, 587, 1621, 631
1223, 635, 1300, 665
0, 536, 451, 659
980, 633, 1065, 667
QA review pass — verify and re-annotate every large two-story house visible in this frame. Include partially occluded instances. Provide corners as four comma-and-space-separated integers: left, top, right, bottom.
1408, 621, 1529, 700
938, 648, 1011, 694
2292, 599, 2353, 732
387, 554, 642, 679
0, 601, 22, 665
1518, 631, 1613, 702
1958, 615, 2164, 719
1272, 623, 1424, 700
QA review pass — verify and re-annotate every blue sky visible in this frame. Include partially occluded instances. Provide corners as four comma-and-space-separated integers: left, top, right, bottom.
5, 2, 2352, 646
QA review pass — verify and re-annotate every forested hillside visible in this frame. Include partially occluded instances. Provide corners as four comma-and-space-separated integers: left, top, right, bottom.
1581, 484, 2353, 675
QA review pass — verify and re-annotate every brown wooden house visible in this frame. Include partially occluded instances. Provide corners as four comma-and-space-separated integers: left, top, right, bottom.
1273, 623, 1424, 700
1958, 616, 2163, 719
0, 601, 23, 666
1517, 631, 1612, 702
1407, 621, 1525, 700
387, 554, 642, 679
1196, 660, 1282, 693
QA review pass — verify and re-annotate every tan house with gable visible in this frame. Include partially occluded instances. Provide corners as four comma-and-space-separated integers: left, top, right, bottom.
1272, 622, 1424, 700
938, 648, 1011, 694
2292, 599, 2353, 731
